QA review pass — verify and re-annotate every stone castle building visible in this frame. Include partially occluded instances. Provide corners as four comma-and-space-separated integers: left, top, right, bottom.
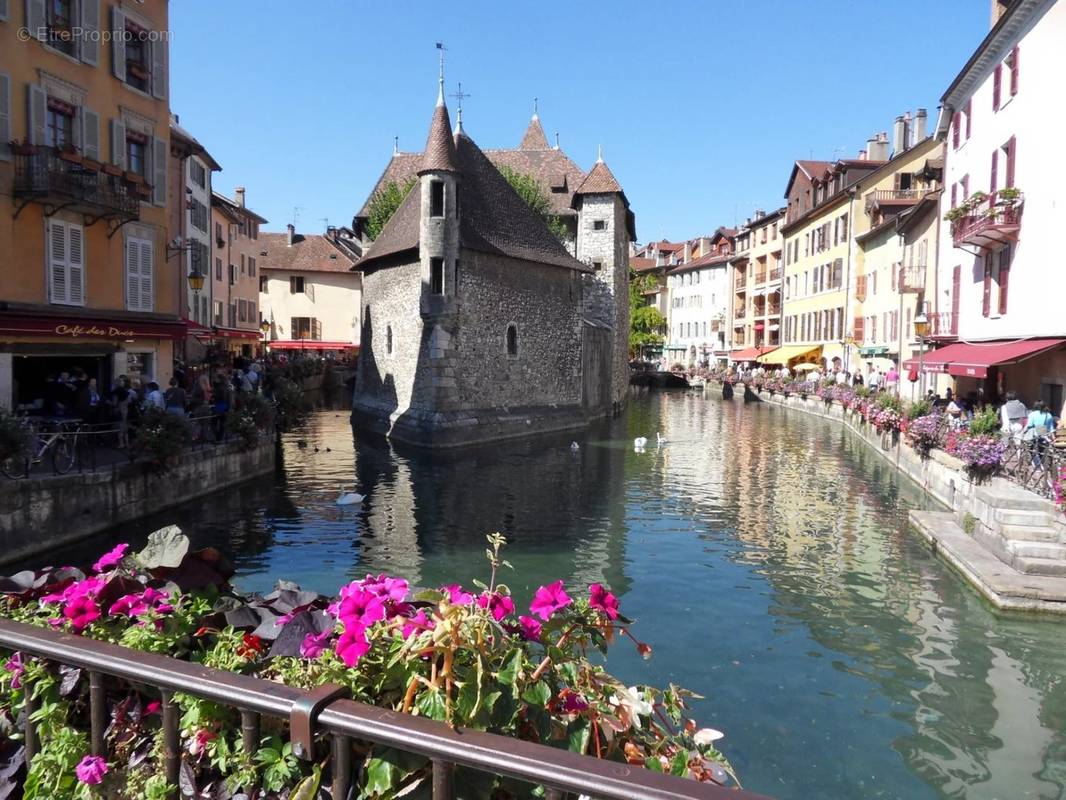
350, 84, 633, 447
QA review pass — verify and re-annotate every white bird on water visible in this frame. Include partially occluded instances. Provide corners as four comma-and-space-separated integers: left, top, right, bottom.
335, 490, 365, 506
570, 441, 580, 452
634, 436, 648, 448
656, 432, 667, 446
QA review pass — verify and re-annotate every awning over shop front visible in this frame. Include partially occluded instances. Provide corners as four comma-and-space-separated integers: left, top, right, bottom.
858, 345, 890, 356
757, 345, 821, 365
214, 327, 263, 340
903, 338, 1065, 379
731, 346, 776, 362
267, 340, 358, 351
0, 312, 186, 341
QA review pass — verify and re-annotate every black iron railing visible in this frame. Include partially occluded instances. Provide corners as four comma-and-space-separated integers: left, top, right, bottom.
0, 618, 770, 799
12, 150, 141, 218
999, 435, 1065, 500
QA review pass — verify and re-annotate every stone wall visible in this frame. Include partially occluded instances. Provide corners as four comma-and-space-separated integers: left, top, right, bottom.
0, 438, 275, 566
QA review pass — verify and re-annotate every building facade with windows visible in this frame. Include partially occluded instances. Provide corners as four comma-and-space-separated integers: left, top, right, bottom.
258, 225, 361, 355
0, 0, 179, 408
663, 230, 733, 368
728, 208, 784, 364
210, 188, 267, 357
928, 0, 1065, 408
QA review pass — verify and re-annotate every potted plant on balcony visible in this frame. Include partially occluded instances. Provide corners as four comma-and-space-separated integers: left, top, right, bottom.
996, 187, 1022, 205
964, 191, 988, 211
943, 205, 969, 224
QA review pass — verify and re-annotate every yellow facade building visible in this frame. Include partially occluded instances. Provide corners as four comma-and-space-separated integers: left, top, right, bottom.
728, 207, 784, 363
0, 0, 177, 408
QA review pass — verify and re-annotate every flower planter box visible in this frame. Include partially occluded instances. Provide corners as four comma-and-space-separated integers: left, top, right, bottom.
103, 163, 123, 177
58, 149, 83, 165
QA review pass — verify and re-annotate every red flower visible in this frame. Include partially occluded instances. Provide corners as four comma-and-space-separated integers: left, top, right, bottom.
237, 633, 264, 658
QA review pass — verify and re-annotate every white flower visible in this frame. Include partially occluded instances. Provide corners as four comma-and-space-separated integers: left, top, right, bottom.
693, 727, 725, 747
610, 686, 653, 728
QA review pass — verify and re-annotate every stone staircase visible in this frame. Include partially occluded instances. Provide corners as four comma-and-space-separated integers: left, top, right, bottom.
974, 483, 1066, 577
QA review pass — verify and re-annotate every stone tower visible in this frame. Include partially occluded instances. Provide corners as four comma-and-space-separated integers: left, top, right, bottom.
573, 151, 633, 410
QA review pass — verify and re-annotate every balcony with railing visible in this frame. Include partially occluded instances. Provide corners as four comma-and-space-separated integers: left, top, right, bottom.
949, 190, 1023, 248
734, 275, 747, 290
898, 264, 926, 293
864, 187, 932, 213
12, 147, 142, 223
735, 307, 747, 320
929, 310, 958, 339
767, 267, 782, 282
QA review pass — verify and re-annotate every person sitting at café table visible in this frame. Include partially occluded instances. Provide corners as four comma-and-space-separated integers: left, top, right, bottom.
1000, 391, 1028, 435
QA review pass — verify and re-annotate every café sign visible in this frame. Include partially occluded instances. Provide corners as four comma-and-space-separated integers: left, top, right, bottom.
55, 323, 136, 339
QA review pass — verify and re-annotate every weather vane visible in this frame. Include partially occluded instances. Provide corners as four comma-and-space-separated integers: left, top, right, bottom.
451, 82, 470, 128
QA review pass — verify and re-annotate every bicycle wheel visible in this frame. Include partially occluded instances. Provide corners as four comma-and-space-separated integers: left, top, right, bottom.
51, 435, 77, 474
0, 454, 28, 479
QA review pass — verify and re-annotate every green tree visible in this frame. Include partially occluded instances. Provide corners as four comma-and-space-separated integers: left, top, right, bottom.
497, 166, 569, 242
364, 178, 417, 241
629, 273, 666, 357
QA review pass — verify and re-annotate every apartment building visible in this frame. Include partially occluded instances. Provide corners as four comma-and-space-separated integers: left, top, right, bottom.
210, 188, 267, 358
728, 208, 784, 364
662, 230, 733, 368
926, 0, 1065, 408
0, 0, 178, 407
779, 150, 884, 370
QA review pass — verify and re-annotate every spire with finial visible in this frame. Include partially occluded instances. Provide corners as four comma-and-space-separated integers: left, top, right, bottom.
533, 97, 539, 119
554, 131, 560, 150
520, 97, 550, 150
420, 44, 458, 174
596, 144, 603, 164
435, 42, 446, 106
451, 82, 470, 135
393, 135, 399, 156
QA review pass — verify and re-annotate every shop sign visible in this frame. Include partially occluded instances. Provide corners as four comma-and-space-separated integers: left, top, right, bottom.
54, 324, 136, 339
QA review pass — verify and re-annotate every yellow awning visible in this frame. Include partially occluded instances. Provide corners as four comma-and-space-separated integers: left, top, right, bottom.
757, 345, 822, 364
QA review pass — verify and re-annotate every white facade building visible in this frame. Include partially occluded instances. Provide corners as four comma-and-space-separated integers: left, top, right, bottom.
184, 153, 215, 326
663, 231, 734, 367
932, 0, 1066, 407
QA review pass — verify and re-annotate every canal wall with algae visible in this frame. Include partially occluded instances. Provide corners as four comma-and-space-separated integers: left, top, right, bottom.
711, 383, 1066, 614
0, 438, 275, 566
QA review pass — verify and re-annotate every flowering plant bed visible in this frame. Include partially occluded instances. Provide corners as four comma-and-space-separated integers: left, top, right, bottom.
954, 435, 1007, 482
903, 414, 944, 458
0, 529, 737, 799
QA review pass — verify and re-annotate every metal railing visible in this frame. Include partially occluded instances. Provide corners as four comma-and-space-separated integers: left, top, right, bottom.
929, 311, 958, 338
898, 264, 926, 292
999, 435, 1065, 500
0, 617, 768, 800
950, 190, 1024, 247
12, 150, 141, 218
864, 188, 930, 212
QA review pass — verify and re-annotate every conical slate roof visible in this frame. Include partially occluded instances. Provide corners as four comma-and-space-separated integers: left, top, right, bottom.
574, 159, 623, 195
360, 126, 590, 273
420, 102, 459, 174
519, 115, 550, 150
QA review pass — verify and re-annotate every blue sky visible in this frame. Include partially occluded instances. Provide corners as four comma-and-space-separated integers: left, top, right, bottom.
170, 0, 989, 243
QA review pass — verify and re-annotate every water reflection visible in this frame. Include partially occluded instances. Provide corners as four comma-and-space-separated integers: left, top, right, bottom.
29, 392, 1066, 800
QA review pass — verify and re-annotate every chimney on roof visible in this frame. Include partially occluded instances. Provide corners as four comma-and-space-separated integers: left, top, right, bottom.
286, 223, 295, 247
682, 241, 692, 262
235, 186, 246, 207
754, 209, 765, 219
869, 132, 889, 161
892, 116, 906, 156
858, 149, 867, 160
915, 108, 928, 142
903, 111, 913, 149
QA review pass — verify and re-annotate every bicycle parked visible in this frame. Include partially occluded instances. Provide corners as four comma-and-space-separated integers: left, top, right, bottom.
0, 417, 82, 479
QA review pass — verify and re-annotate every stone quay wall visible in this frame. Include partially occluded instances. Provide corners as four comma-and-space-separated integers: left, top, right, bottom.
0, 438, 275, 566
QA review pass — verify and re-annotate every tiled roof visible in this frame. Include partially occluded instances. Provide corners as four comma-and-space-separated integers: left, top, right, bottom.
667, 252, 731, 274
355, 153, 422, 218
574, 160, 623, 196
520, 115, 550, 150
796, 160, 834, 179
650, 240, 684, 252
212, 191, 268, 224
258, 232, 358, 273
482, 148, 585, 217
420, 103, 459, 173
630, 256, 658, 272
359, 128, 590, 274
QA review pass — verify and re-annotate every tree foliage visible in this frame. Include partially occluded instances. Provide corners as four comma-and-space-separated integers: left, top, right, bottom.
497, 166, 569, 242
629, 273, 666, 355
364, 178, 417, 241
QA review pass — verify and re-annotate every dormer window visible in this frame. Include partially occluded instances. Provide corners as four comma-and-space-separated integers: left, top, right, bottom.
430, 181, 444, 217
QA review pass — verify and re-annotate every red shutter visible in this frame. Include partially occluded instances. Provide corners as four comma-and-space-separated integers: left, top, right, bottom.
950, 183, 957, 209
992, 64, 1002, 111
952, 112, 960, 150
1005, 136, 1016, 187
853, 316, 864, 342
1009, 46, 1019, 96
999, 246, 1011, 314
982, 259, 992, 317
965, 99, 972, 139
951, 266, 961, 326
990, 149, 998, 195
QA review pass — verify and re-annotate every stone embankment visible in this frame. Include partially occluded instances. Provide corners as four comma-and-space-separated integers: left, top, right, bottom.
0, 438, 275, 565
711, 382, 1066, 614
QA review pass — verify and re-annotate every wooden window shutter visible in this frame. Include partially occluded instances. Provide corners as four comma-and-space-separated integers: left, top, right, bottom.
80, 0, 99, 65
992, 64, 1001, 111
152, 136, 167, 206
950, 183, 957, 209
965, 99, 972, 139
27, 84, 46, 146
110, 118, 126, 169
982, 258, 991, 317
998, 246, 1011, 315
111, 5, 126, 80
151, 38, 167, 99
81, 107, 100, 161
0, 72, 10, 161
139, 238, 153, 311
952, 113, 960, 150
1009, 46, 1019, 96
951, 265, 961, 321
1005, 136, 1016, 188
126, 238, 141, 310
49, 221, 68, 304
68, 225, 84, 304
990, 149, 998, 195
26, 0, 45, 40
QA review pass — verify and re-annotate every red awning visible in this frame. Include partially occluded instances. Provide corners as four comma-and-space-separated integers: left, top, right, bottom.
903, 338, 1065, 378
214, 327, 262, 340
267, 340, 358, 351
0, 312, 186, 341
731, 346, 777, 361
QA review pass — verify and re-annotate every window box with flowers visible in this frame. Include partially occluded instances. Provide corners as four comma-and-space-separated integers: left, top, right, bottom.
56, 144, 83, 166
9, 140, 40, 157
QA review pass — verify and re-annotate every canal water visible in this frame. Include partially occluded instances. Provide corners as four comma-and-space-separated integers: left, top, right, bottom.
39, 391, 1066, 799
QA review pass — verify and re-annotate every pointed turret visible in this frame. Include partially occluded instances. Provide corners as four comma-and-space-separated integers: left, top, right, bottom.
574, 158, 624, 197
420, 103, 459, 174
520, 99, 550, 150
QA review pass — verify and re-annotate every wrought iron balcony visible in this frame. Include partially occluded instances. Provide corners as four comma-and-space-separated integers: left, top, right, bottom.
864, 188, 931, 213
734, 276, 747, 290
12, 148, 141, 224
767, 267, 782, 282
950, 190, 1023, 248
898, 264, 926, 293
735, 308, 747, 320
929, 310, 958, 339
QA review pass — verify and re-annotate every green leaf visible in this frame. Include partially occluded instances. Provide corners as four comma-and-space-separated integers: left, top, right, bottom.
289, 768, 321, 800
363, 754, 401, 795
645, 756, 664, 773
416, 689, 448, 721
412, 589, 445, 604
670, 750, 689, 776
136, 525, 189, 569
456, 679, 480, 722
521, 680, 551, 707
567, 719, 591, 755
497, 649, 523, 686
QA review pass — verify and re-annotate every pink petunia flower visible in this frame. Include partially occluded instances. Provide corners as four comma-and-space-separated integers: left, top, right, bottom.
477, 592, 515, 622
338, 589, 387, 628
588, 583, 620, 620
335, 624, 371, 667
92, 543, 129, 574
144, 700, 162, 715
4, 652, 24, 690
360, 574, 410, 602
440, 584, 475, 605
517, 615, 542, 641
40, 576, 105, 606
401, 610, 435, 640
74, 755, 108, 785
299, 630, 332, 660
529, 580, 572, 621
63, 595, 100, 633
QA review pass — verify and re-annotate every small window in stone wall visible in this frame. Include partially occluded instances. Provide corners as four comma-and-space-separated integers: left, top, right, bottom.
506, 324, 518, 357
592, 260, 602, 271
593, 220, 606, 231
386, 325, 394, 356
431, 258, 445, 295
430, 181, 445, 217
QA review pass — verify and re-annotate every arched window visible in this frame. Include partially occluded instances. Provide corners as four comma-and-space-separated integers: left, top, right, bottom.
386, 325, 393, 356
506, 324, 518, 357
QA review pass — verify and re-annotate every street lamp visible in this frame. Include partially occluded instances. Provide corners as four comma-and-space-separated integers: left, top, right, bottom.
913, 305, 930, 398
187, 268, 206, 293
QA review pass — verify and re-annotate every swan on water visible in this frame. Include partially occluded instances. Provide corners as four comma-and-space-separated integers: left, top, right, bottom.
570, 441, 580, 451
634, 436, 648, 448
656, 432, 667, 445
335, 491, 365, 506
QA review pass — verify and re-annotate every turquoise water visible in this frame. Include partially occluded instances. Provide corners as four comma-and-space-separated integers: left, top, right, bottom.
54, 392, 1066, 799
